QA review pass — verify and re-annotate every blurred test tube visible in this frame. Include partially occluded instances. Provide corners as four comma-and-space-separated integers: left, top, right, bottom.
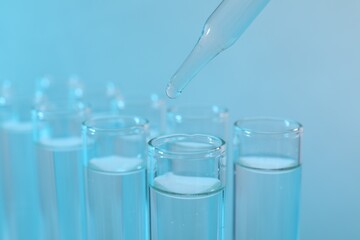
0, 80, 42, 240
33, 79, 90, 240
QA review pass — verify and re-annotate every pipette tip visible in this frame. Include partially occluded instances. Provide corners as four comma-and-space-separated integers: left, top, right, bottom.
165, 83, 181, 99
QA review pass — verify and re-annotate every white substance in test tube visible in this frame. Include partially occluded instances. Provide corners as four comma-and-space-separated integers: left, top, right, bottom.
2, 121, 32, 132
239, 156, 298, 170
89, 155, 143, 172
154, 172, 221, 195
40, 137, 83, 148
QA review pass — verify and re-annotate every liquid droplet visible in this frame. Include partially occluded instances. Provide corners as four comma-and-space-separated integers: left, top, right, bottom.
166, 83, 181, 99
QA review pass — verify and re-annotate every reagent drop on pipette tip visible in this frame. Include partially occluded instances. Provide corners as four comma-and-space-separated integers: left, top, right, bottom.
166, 83, 181, 99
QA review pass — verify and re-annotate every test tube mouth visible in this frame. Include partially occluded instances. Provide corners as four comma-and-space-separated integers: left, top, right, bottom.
234, 117, 303, 135
83, 115, 149, 135
167, 105, 229, 120
148, 134, 225, 159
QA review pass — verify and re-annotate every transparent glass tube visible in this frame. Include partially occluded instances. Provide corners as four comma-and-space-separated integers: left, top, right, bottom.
166, 105, 232, 240
0, 93, 41, 240
0, 81, 12, 239
33, 101, 89, 240
233, 118, 303, 240
0, 88, 10, 240
166, 0, 271, 98
83, 116, 149, 240
148, 134, 226, 240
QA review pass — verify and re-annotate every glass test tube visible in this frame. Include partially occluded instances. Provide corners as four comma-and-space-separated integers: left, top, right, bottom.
0, 80, 11, 239
33, 101, 89, 240
83, 116, 149, 240
233, 118, 303, 240
166, 105, 233, 240
115, 94, 166, 139
0, 92, 42, 239
148, 134, 226, 240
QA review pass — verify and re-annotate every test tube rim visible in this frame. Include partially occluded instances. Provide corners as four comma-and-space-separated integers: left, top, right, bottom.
83, 115, 149, 135
148, 134, 225, 159
234, 117, 303, 136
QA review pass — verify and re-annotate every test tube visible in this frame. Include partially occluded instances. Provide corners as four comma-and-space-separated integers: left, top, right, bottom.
233, 118, 303, 240
0, 82, 42, 240
166, 105, 233, 240
148, 134, 226, 240
33, 101, 89, 240
166, 0, 271, 98
0, 80, 11, 239
83, 116, 149, 240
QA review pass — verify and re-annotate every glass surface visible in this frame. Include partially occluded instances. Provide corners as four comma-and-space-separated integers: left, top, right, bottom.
148, 134, 226, 240
233, 117, 303, 240
83, 116, 149, 240
0, 87, 41, 240
166, 105, 232, 240
33, 101, 89, 240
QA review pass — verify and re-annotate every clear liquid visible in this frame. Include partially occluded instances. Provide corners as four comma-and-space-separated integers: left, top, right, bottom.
0, 121, 41, 240
234, 157, 301, 240
150, 173, 224, 240
166, 0, 270, 99
86, 156, 148, 240
37, 137, 85, 240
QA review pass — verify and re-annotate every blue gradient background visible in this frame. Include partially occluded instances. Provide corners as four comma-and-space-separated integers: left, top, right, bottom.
1, 0, 359, 239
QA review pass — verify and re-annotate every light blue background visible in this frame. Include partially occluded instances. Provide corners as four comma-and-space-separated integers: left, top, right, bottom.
1, 0, 359, 239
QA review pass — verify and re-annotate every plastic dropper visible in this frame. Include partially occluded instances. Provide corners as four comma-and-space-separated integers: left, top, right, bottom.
166, 0, 271, 99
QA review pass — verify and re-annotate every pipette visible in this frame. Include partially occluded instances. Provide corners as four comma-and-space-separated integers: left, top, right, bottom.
166, 0, 271, 99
